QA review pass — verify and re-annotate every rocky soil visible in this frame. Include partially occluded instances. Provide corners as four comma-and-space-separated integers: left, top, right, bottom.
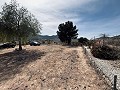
0, 45, 111, 90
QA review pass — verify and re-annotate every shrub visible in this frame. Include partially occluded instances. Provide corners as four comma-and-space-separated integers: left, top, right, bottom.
91, 45, 120, 60
78, 37, 89, 46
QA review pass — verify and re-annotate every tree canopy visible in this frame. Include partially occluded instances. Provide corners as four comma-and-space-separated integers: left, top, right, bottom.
57, 21, 78, 45
0, 0, 42, 50
78, 37, 89, 45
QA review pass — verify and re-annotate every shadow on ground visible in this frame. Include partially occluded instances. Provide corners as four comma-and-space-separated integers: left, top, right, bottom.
0, 49, 45, 82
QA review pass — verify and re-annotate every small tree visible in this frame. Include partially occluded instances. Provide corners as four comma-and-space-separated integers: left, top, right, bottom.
57, 21, 78, 45
78, 37, 89, 45
0, 0, 42, 50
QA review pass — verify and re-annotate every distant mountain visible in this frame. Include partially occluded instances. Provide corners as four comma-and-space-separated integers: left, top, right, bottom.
97, 35, 120, 39
30, 35, 59, 42
39, 35, 59, 40
96, 35, 120, 46
111, 35, 120, 39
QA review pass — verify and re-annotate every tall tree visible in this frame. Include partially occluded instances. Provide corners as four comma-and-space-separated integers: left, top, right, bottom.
0, 0, 42, 50
57, 21, 78, 45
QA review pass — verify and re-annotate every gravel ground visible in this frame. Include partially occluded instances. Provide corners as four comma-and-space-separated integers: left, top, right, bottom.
108, 60, 120, 68
84, 46, 120, 90
0, 45, 111, 90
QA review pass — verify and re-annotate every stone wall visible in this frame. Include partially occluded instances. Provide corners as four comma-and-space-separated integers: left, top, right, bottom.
83, 46, 120, 90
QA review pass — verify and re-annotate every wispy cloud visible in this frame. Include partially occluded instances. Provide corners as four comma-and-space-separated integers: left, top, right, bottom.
0, 0, 120, 38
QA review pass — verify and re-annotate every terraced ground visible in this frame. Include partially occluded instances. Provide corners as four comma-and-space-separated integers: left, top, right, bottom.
0, 45, 111, 90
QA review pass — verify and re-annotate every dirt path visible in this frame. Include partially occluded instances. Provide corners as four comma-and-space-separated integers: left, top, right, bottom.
0, 45, 110, 90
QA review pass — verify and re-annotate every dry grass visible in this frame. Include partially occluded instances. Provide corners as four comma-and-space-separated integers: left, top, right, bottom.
0, 45, 111, 90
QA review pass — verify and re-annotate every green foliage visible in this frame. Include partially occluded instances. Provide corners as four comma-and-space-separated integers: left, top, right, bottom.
91, 45, 120, 60
71, 41, 80, 46
78, 37, 89, 45
0, 0, 42, 50
57, 21, 78, 45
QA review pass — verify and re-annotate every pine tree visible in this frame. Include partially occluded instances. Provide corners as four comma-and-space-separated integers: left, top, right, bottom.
57, 21, 78, 45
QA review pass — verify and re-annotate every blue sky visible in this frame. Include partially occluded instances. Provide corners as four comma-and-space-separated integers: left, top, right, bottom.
0, 0, 120, 39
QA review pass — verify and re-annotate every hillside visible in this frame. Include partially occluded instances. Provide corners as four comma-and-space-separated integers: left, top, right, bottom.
30, 35, 59, 42
111, 35, 120, 39
97, 35, 120, 46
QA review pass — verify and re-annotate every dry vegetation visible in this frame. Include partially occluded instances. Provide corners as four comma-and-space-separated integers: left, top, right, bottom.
0, 45, 111, 90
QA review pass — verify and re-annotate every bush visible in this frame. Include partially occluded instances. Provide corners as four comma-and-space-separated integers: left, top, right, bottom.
91, 45, 120, 60
78, 37, 89, 46
71, 42, 80, 46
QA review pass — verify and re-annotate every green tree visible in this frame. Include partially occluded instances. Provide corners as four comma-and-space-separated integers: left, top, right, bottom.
0, 0, 42, 50
57, 21, 78, 45
78, 37, 89, 45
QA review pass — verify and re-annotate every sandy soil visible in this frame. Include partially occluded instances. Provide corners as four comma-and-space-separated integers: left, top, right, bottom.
0, 45, 111, 90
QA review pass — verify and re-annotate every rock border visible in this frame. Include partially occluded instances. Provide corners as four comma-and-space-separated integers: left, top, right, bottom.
82, 46, 120, 90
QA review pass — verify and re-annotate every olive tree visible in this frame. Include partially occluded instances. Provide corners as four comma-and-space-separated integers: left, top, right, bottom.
0, 0, 42, 50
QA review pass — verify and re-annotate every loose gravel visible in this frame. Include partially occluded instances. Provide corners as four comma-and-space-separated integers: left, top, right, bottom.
84, 46, 120, 90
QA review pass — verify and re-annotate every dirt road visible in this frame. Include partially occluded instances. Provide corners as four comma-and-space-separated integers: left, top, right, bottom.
0, 45, 111, 90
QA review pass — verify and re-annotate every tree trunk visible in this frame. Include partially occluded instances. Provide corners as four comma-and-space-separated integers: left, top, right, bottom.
67, 38, 71, 45
18, 37, 22, 50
